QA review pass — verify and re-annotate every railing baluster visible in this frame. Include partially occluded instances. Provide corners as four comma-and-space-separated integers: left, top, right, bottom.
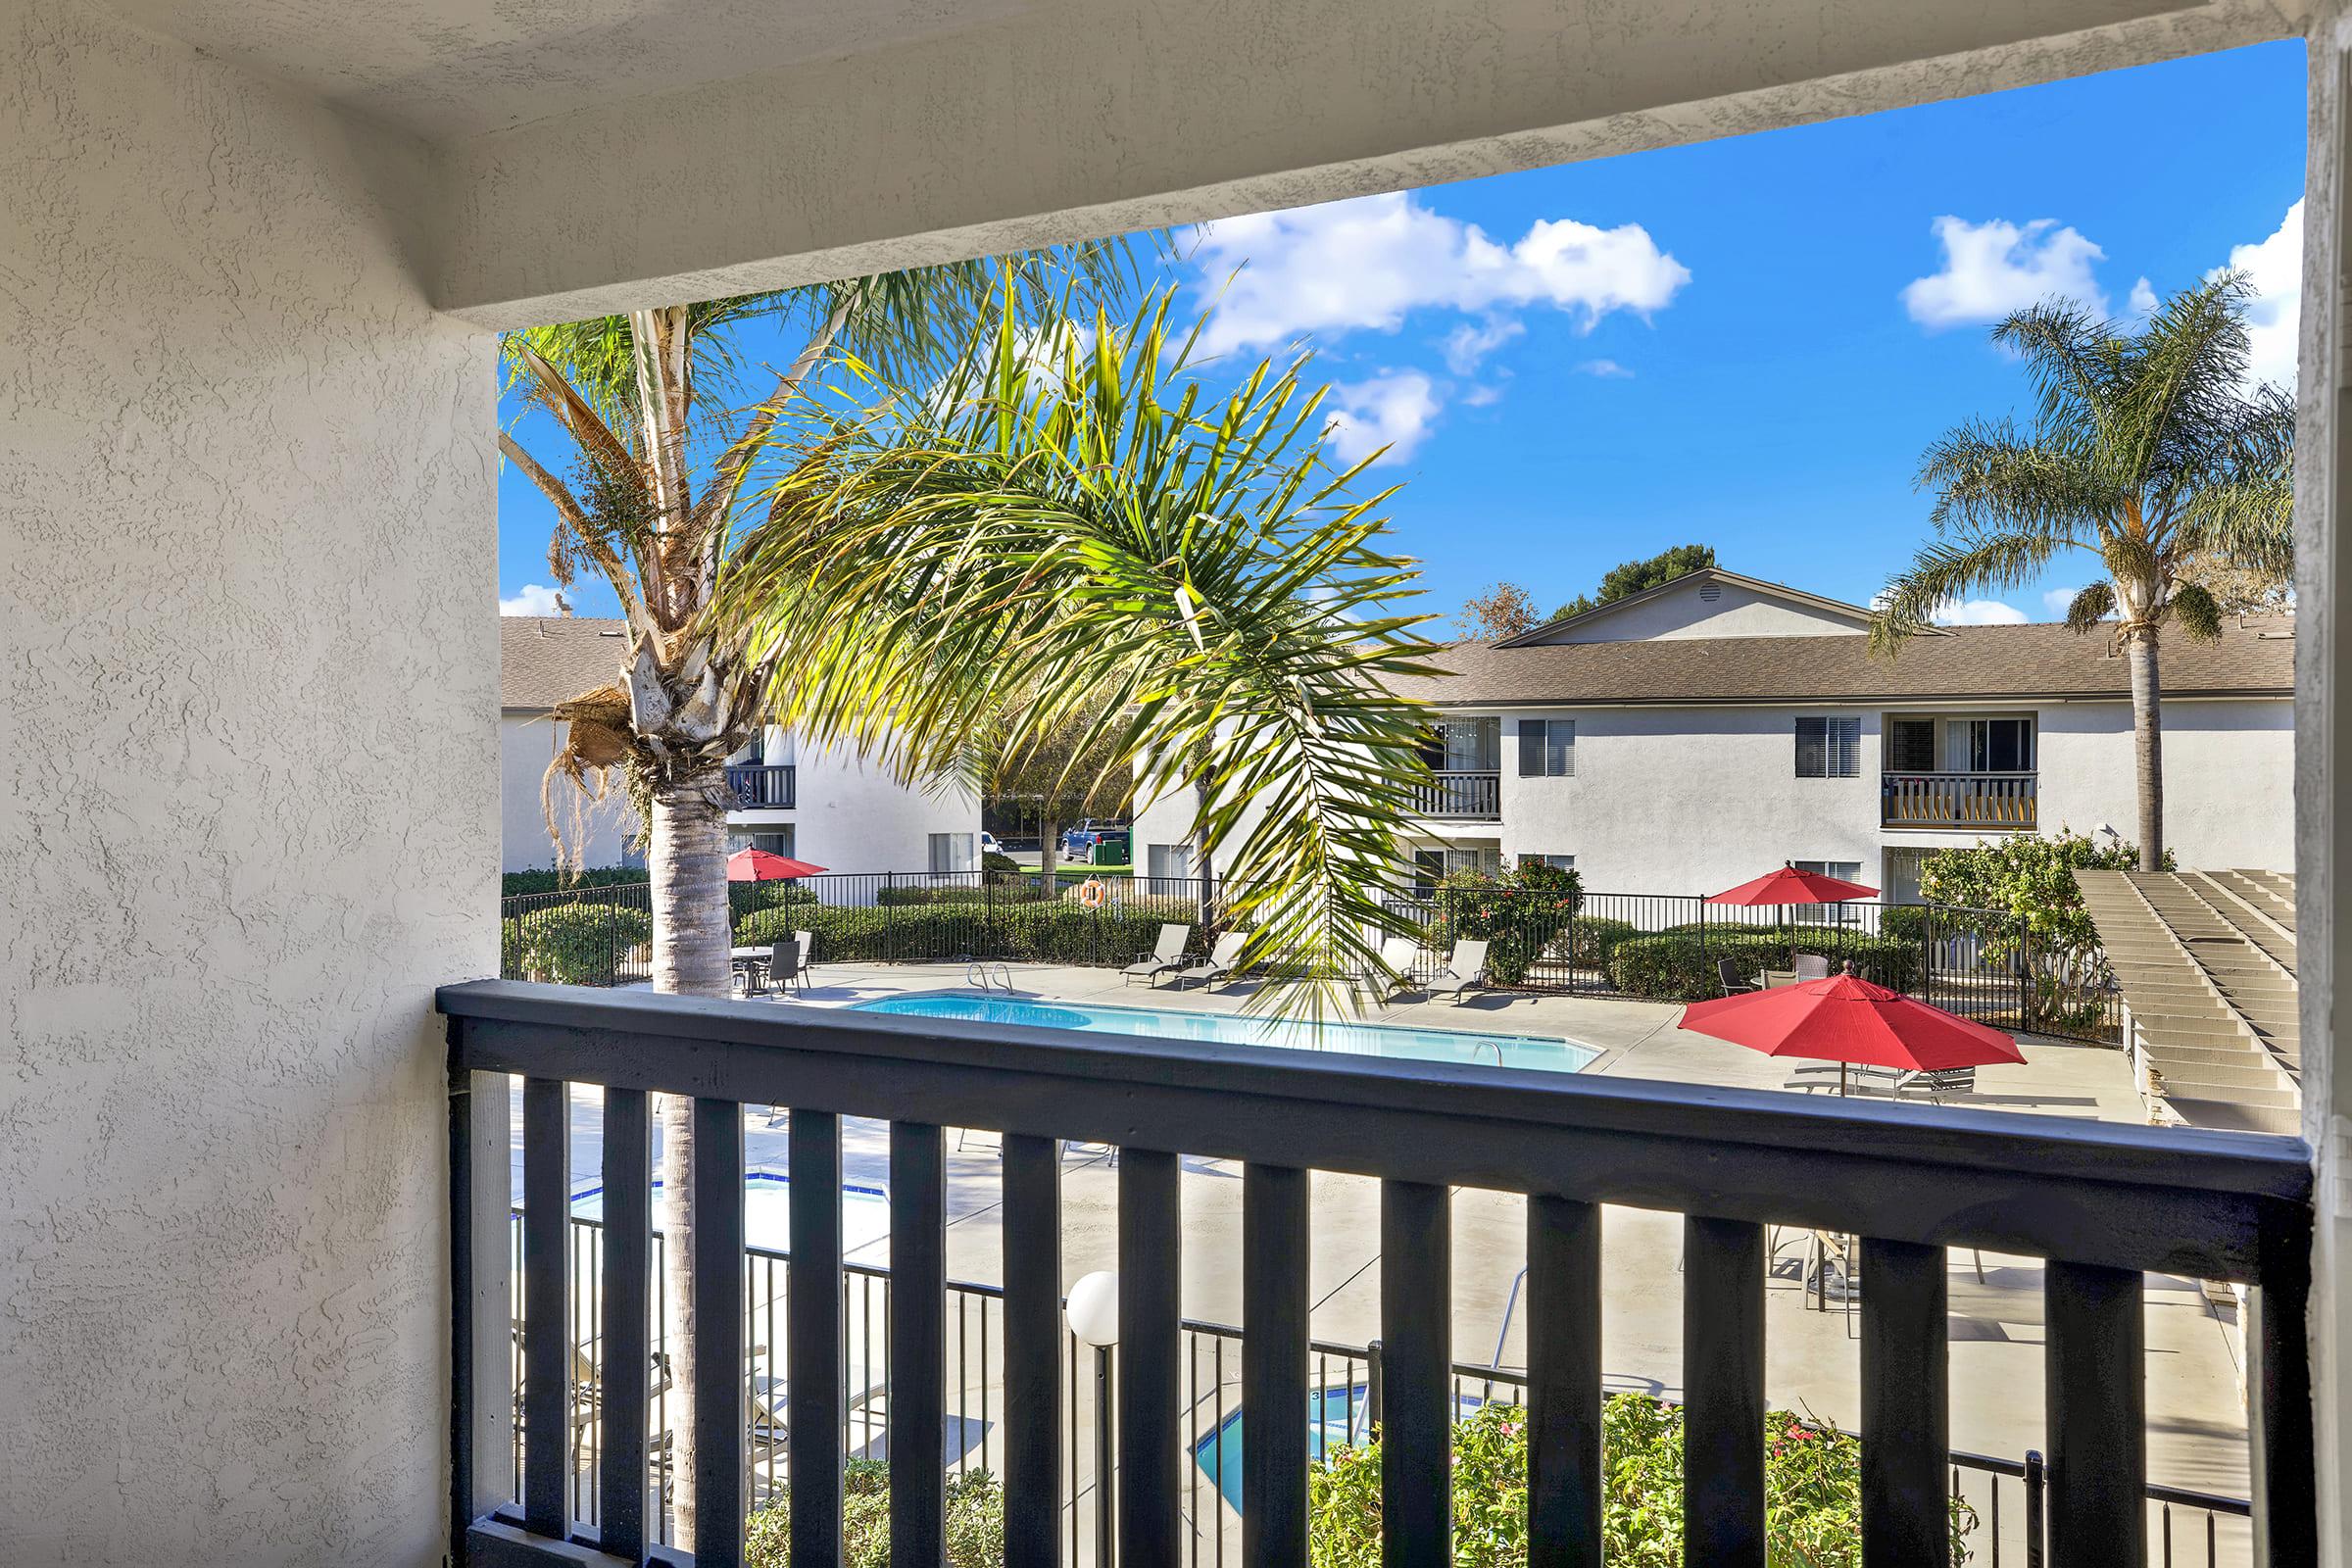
2045, 1262, 2144, 1566
1860, 1238, 1948, 1566
1004, 1137, 1063, 1568
1527, 1196, 1601, 1568
693, 1096, 748, 1566
2249, 1272, 2318, 1568
1684, 1216, 1765, 1567
1243, 1163, 1309, 1567
891, 1122, 947, 1568
1121, 1149, 1183, 1568
790, 1108, 844, 1568
521, 1077, 571, 1540
1382, 1180, 1451, 1568
599, 1088, 651, 1559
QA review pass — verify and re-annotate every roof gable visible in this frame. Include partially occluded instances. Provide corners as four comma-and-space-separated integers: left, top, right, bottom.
1498, 567, 1882, 647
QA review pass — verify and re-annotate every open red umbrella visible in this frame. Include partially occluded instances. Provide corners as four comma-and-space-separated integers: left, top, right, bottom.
1679, 969, 2024, 1095
1706, 863, 1879, 972
726, 848, 828, 882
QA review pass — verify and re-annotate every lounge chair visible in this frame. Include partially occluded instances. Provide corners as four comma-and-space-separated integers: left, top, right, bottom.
1715, 958, 1757, 997
1174, 931, 1249, 991
1793, 953, 1832, 982
1425, 939, 1491, 1004
1900, 1066, 1976, 1102
1122, 924, 1192, 986
1371, 935, 1424, 997
795, 929, 817, 986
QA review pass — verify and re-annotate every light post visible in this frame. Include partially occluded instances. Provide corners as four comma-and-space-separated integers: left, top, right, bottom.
1066, 1271, 1119, 1568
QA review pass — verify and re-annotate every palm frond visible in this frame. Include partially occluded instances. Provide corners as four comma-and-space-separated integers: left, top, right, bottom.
1915, 420, 2114, 538
1871, 529, 2069, 653
2063, 581, 2115, 634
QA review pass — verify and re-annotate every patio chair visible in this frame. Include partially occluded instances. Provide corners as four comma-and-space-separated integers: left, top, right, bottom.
1793, 953, 1832, 982
1121, 924, 1192, 986
1900, 1066, 1977, 1102
1715, 957, 1757, 997
795, 929, 817, 986
1371, 935, 1424, 998
764, 938, 804, 995
1425, 939, 1491, 1004
732, 940, 794, 997
1173, 931, 1249, 991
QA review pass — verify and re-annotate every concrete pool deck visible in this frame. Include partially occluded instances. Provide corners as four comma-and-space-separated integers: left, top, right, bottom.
528, 960, 2254, 1560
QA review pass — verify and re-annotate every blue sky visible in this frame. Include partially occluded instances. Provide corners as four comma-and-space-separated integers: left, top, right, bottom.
499, 40, 2307, 633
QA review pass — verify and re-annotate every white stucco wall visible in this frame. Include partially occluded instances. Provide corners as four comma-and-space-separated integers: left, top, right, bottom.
733, 728, 981, 872
1, 4, 495, 1563
1528, 579, 1869, 643
502, 712, 643, 872
2036, 698, 2297, 870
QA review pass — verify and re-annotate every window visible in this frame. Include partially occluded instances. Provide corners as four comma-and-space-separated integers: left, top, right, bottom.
1410, 846, 1500, 898
1793, 716, 1860, 778
928, 833, 974, 874
1517, 718, 1575, 777
1146, 842, 1191, 894
1886, 718, 1937, 772
1953, 716, 2034, 772
1422, 717, 1500, 773
1519, 853, 1576, 871
1790, 858, 1864, 921
728, 828, 794, 856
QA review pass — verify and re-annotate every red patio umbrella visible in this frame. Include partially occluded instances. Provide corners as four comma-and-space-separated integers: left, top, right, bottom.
1706, 862, 1880, 973
1679, 969, 2024, 1096
726, 848, 828, 881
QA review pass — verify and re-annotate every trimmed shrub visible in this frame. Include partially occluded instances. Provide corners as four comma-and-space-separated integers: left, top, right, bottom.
501, 866, 648, 898
1878, 904, 1928, 943
1307, 1398, 1973, 1568
502, 902, 651, 985
982, 851, 1024, 874
747, 1460, 1003, 1568
1558, 916, 1640, 968
1426, 861, 1585, 986
735, 896, 1207, 966
731, 881, 817, 921
1606, 930, 1922, 1000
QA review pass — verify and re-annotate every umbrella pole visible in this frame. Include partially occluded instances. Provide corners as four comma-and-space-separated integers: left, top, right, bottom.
1840, 1061, 1849, 1098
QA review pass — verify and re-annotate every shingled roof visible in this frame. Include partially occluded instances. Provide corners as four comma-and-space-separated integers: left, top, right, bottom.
1394, 616, 2295, 707
501, 616, 632, 709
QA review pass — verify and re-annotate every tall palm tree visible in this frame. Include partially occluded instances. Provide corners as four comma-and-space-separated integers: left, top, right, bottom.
501, 257, 1126, 1544
1873, 274, 2293, 869
721, 289, 1442, 992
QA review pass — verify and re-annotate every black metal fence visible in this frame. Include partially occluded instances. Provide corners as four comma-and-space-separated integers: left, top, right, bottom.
514, 1207, 2250, 1568
501, 872, 2122, 1043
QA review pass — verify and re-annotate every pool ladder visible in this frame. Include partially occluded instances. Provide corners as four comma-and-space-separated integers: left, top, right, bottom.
965, 960, 1016, 995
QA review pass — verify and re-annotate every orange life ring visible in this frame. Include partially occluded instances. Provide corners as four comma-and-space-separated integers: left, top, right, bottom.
1078, 877, 1107, 908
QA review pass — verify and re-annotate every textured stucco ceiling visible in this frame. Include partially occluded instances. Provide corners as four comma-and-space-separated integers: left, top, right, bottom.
96, 0, 1031, 136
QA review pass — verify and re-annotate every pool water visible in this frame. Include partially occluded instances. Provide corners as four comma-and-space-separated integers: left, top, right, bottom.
853, 995, 1598, 1074
1192, 1387, 1493, 1513
570, 1172, 895, 1258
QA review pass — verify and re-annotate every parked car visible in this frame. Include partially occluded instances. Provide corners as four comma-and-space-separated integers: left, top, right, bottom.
979, 830, 1003, 857
1059, 819, 1130, 860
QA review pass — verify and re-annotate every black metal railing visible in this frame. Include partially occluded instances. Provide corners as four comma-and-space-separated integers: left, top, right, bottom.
444, 981, 2313, 1568
1408, 769, 1501, 818
726, 764, 797, 809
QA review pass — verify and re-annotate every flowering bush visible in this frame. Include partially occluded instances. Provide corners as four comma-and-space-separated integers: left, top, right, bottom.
1307, 1398, 1975, 1567
1426, 861, 1585, 986
1918, 829, 2165, 1031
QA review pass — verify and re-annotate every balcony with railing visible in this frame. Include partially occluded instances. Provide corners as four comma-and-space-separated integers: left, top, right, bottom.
1883, 771, 2037, 830
1409, 769, 1500, 820
441, 980, 2315, 1568
727, 764, 798, 810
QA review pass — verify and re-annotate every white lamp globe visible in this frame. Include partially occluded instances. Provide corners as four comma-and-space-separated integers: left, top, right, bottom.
1066, 1270, 1120, 1348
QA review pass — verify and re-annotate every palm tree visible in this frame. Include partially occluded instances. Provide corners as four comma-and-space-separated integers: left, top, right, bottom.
501, 257, 1126, 1544
1873, 274, 2293, 869
720, 289, 1442, 991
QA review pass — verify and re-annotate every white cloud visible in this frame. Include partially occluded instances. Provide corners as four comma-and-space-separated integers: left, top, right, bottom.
2211, 199, 2302, 393
2041, 586, 2082, 619
1575, 358, 1633, 378
2128, 276, 2158, 320
1323, 372, 1441, 466
1194, 191, 1690, 356
1442, 317, 1524, 374
1902, 217, 2106, 329
1932, 598, 2030, 626
1460, 383, 1504, 408
501, 583, 566, 616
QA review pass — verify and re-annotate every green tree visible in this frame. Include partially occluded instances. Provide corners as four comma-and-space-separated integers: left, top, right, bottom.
983, 694, 1132, 886
1550, 542, 1716, 621
1874, 275, 2293, 869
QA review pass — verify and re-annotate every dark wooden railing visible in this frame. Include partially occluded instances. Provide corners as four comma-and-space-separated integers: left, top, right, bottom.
726, 764, 796, 809
1883, 770, 2037, 829
442, 980, 2315, 1568
1409, 769, 1500, 819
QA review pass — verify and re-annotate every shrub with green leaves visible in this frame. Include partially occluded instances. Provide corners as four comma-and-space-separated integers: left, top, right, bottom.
1307, 1399, 1974, 1568
1918, 829, 2162, 1032
735, 897, 1206, 967
1426, 861, 1585, 986
1559, 916, 1641, 968
746, 1461, 1004, 1568
1605, 930, 1922, 1000
501, 866, 650, 898
501, 902, 652, 984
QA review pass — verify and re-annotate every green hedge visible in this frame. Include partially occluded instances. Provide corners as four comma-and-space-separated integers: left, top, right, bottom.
1606, 930, 1923, 1000
737, 897, 1208, 966
1559, 916, 1641, 967
748, 1460, 1002, 1568
501, 903, 651, 985
501, 866, 648, 898
875, 884, 1058, 906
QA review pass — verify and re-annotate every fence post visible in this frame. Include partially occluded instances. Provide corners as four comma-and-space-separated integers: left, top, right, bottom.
1364, 1339, 1385, 1439
2023, 1448, 2046, 1568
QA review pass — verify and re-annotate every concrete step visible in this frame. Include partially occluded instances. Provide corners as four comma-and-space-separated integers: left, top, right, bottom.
2146, 1061, 2295, 1092
2164, 1098, 2304, 1137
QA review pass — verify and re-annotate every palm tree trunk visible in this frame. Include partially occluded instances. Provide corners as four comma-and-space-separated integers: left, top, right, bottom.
2127, 626, 2165, 871
649, 765, 731, 1547
1040, 814, 1060, 892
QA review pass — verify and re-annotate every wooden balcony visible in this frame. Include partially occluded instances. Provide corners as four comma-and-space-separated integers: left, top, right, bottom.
440, 980, 2315, 1568
1411, 769, 1500, 819
725, 763, 797, 809
1883, 771, 2036, 830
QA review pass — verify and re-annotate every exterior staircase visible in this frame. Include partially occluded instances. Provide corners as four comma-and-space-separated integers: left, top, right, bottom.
2075, 869, 2301, 1137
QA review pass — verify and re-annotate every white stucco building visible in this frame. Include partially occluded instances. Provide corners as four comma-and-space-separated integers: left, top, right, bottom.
1132, 569, 2297, 898
502, 617, 980, 875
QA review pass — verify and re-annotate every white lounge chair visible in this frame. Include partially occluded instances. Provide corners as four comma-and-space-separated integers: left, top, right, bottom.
1425, 939, 1491, 1004
1122, 924, 1192, 986
1174, 931, 1249, 991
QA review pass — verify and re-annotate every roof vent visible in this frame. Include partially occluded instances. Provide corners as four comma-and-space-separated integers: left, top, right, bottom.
1697, 584, 1722, 603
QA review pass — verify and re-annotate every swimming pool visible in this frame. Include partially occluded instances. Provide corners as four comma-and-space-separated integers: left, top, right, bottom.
852, 995, 1598, 1073
1192, 1387, 1493, 1513
570, 1172, 895, 1258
